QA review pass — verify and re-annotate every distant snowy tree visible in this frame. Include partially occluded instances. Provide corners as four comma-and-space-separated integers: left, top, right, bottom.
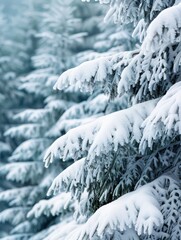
0, 1, 42, 237
43, 0, 181, 239
0, 1, 45, 238
0, 0, 104, 239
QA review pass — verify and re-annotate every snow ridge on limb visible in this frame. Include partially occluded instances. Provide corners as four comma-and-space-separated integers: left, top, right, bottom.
27, 193, 72, 218
142, 3, 181, 54
117, 3, 181, 104
47, 158, 85, 196
66, 175, 180, 239
0, 207, 31, 226
0, 162, 43, 184
44, 99, 157, 167
118, 42, 181, 104
83, 0, 176, 25
65, 177, 167, 239
8, 139, 51, 162
4, 124, 45, 140
140, 81, 181, 152
54, 51, 134, 98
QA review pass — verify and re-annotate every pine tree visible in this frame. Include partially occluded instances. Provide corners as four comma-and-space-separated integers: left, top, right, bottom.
0, 2, 45, 239
43, 1, 181, 239
0, 0, 93, 238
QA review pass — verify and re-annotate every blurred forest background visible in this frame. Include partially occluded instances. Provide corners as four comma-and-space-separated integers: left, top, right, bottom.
0, 0, 134, 239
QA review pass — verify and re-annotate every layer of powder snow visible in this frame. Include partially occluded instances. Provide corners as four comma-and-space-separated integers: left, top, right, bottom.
27, 193, 72, 218
47, 158, 86, 196
64, 177, 165, 239
54, 56, 113, 92
54, 52, 132, 97
13, 109, 51, 123
140, 81, 181, 152
47, 116, 99, 138
44, 99, 157, 167
141, 3, 181, 53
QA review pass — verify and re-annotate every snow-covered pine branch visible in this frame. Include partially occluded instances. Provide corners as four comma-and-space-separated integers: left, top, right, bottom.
30, 216, 78, 240
45, 97, 74, 112
118, 41, 181, 103
140, 81, 181, 152
0, 186, 45, 207
27, 193, 72, 218
60, 94, 109, 120
20, 70, 56, 97
142, 3, 181, 53
84, 0, 176, 25
0, 234, 33, 240
46, 143, 181, 221
45, 95, 108, 138
10, 221, 40, 237
47, 158, 85, 197
54, 51, 135, 98
65, 175, 180, 239
44, 99, 157, 167
0, 162, 43, 184
4, 124, 46, 140
0, 187, 33, 206
8, 139, 51, 162
46, 117, 99, 138
13, 109, 52, 124
0, 207, 31, 226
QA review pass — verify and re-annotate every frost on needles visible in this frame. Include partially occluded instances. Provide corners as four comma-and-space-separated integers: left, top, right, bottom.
42, 0, 181, 239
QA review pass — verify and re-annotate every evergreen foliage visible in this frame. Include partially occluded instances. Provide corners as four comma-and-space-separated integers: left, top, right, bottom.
0, 0, 181, 239
43, 0, 181, 239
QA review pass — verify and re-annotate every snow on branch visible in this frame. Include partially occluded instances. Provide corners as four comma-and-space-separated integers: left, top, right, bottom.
54, 52, 134, 98
39, 217, 79, 240
47, 117, 99, 138
118, 42, 181, 103
4, 124, 45, 140
0, 186, 45, 208
45, 98, 74, 111
13, 109, 51, 124
66, 177, 166, 239
66, 175, 180, 239
0, 187, 34, 206
20, 70, 56, 96
11, 221, 39, 236
0, 207, 30, 226
0, 162, 43, 184
8, 139, 51, 162
46, 94, 112, 138
44, 100, 157, 167
60, 94, 109, 120
140, 82, 181, 151
47, 158, 85, 196
142, 3, 181, 53
27, 193, 72, 218
83, 0, 175, 25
